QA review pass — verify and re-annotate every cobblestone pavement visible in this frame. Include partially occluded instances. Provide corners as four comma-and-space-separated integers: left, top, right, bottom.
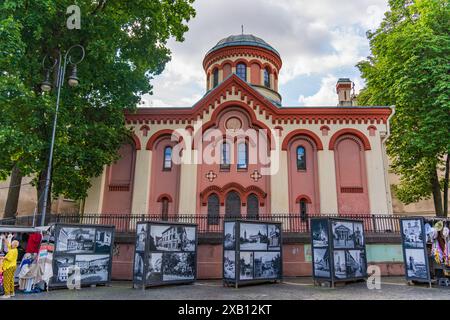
11, 277, 450, 300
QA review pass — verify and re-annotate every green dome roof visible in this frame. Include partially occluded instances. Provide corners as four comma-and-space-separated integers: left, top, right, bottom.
206, 34, 280, 57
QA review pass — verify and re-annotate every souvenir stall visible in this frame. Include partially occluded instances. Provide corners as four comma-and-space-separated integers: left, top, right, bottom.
133, 221, 198, 289
400, 217, 450, 287
311, 217, 368, 287
0, 226, 49, 295
223, 220, 282, 288
0, 223, 115, 295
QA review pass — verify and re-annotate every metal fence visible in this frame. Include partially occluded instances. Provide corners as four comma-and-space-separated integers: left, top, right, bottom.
0, 213, 403, 235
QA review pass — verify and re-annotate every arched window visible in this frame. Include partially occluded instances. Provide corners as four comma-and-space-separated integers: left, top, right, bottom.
163, 146, 172, 170
225, 191, 241, 219
207, 193, 220, 225
264, 68, 270, 88
237, 142, 248, 170
299, 199, 307, 221
213, 68, 219, 88
236, 63, 247, 81
296, 146, 306, 170
247, 194, 259, 220
161, 197, 169, 221
221, 142, 231, 170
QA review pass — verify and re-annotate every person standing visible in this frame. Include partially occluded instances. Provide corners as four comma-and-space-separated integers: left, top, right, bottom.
1, 236, 19, 299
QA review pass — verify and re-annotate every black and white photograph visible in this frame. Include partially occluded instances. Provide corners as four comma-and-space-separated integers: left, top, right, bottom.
333, 250, 347, 279
146, 253, 162, 283
224, 222, 236, 250
405, 249, 428, 279
162, 252, 196, 281
353, 222, 364, 248
54, 256, 75, 284
313, 248, 331, 278
332, 221, 354, 249
223, 250, 236, 279
402, 219, 424, 248
239, 252, 254, 280
312, 219, 329, 247
267, 224, 281, 250
135, 223, 147, 252
134, 252, 145, 282
151, 225, 196, 252
239, 223, 268, 250
346, 250, 366, 278
75, 254, 110, 282
254, 252, 281, 279
57, 227, 96, 253
95, 229, 113, 253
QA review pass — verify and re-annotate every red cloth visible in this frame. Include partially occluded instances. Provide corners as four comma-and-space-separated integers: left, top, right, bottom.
26, 233, 42, 253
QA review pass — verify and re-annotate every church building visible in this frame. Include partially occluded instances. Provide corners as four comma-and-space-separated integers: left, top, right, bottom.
83, 34, 394, 278
85, 34, 393, 218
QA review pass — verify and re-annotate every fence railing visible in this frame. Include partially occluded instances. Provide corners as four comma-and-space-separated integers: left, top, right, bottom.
0, 213, 403, 235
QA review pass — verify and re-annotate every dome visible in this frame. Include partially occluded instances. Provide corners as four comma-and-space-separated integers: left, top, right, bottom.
206, 34, 280, 57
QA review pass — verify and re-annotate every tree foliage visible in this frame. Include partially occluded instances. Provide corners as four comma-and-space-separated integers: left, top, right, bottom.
357, 0, 450, 215
0, 1, 196, 209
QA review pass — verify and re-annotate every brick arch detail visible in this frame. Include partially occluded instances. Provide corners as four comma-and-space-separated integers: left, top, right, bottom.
295, 195, 312, 203
146, 129, 183, 150
200, 183, 267, 207
282, 129, 324, 151
329, 128, 371, 151
157, 194, 173, 203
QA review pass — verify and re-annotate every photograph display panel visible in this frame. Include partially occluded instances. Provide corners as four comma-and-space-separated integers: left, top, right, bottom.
224, 222, 236, 250
224, 250, 236, 279
254, 251, 281, 279
51, 224, 115, 288
134, 222, 198, 287
150, 225, 196, 252
57, 227, 96, 253
162, 252, 196, 281
333, 250, 347, 279
405, 248, 428, 280
239, 252, 254, 280
332, 221, 354, 249
401, 219, 424, 249
313, 248, 331, 278
267, 224, 281, 251
95, 228, 113, 254
312, 219, 329, 247
135, 223, 147, 252
352, 222, 365, 248
345, 250, 366, 278
239, 223, 268, 250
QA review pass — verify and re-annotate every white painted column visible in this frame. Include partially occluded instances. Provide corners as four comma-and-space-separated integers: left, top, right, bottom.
178, 150, 198, 215
366, 133, 391, 214
270, 150, 290, 213
131, 149, 152, 214
84, 167, 106, 214
318, 150, 338, 214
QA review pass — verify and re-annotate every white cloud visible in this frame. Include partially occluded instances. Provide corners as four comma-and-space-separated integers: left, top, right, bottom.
143, 0, 389, 107
298, 75, 338, 106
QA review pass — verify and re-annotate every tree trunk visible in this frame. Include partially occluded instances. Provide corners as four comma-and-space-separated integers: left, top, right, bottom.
3, 165, 23, 219
431, 168, 444, 216
444, 152, 449, 217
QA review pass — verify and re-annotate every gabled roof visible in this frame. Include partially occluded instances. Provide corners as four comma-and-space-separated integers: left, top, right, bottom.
125, 74, 392, 125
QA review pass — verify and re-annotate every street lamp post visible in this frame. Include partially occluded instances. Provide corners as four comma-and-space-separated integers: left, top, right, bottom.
40, 45, 85, 226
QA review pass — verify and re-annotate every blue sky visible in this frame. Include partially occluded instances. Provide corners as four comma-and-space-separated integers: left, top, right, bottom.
141, 0, 389, 108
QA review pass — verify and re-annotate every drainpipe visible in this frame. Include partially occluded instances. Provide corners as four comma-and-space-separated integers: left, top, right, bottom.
381, 105, 396, 215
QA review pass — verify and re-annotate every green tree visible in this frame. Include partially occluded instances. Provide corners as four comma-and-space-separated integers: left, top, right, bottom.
0, 1, 196, 217
357, 0, 450, 216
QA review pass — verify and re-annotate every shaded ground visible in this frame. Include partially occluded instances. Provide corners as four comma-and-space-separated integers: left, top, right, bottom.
11, 277, 450, 300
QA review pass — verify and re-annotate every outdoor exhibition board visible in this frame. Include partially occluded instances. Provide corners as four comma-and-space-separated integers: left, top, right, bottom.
400, 217, 431, 285
133, 221, 198, 288
223, 220, 282, 288
311, 217, 368, 287
50, 223, 115, 288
